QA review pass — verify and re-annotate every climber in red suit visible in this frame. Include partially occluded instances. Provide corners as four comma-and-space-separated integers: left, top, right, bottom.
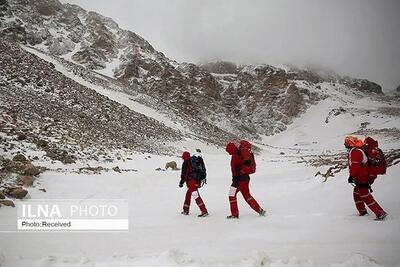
345, 136, 387, 220
225, 142, 265, 219
179, 151, 208, 217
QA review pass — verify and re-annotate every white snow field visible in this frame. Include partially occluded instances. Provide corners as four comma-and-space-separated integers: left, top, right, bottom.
1, 47, 399, 267
0, 150, 399, 267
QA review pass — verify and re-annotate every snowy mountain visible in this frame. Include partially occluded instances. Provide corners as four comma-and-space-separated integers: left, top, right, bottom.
0, 0, 390, 149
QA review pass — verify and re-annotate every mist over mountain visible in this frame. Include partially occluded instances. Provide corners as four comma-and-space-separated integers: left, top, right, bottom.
61, 0, 400, 91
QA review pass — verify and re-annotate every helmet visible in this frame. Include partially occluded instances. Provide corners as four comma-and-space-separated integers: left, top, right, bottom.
225, 142, 237, 155
182, 151, 191, 160
344, 136, 364, 148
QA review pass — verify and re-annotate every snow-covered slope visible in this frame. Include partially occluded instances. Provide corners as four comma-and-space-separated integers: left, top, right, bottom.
1, 100, 399, 266
263, 94, 400, 153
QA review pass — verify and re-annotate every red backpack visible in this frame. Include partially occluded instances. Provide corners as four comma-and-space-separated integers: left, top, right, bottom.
363, 137, 386, 175
239, 140, 256, 175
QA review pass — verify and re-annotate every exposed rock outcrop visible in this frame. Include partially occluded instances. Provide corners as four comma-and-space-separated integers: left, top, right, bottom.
7, 187, 28, 199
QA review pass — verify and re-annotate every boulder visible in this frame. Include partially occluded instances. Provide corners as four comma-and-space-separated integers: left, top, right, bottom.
12, 154, 27, 162
0, 200, 15, 207
3, 160, 25, 174
45, 148, 75, 164
18, 175, 35, 186
45, 149, 57, 159
61, 155, 75, 164
0, 191, 5, 199
17, 133, 27, 140
113, 166, 121, 173
7, 187, 28, 199
24, 163, 41, 176
36, 139, 48, 148
165, 161, 178, 170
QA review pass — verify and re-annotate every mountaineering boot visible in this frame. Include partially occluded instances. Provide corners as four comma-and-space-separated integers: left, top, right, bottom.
181, 211, 189, 215
375, 212, 387, 221
198, 212, 209, 217
258, 209, 266, 216
359, 211, 368, 216
226, 215, 239, 219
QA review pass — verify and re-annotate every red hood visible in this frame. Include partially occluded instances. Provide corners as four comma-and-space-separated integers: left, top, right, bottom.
225, 142, 237, 155
182, 151, 191, 161
364, 137, 378, 148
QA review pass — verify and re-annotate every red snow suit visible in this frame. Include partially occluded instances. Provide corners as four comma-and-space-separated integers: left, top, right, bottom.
180, 152, 207, 214
348, 147, 385, 217
348, 148, 369, 184
225, 143, 262, 216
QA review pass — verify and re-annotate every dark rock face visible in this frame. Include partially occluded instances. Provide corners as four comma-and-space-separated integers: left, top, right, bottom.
34, 0, 63, 16
340, 78, 382, 94
284, 83, 305, 118
215, 65, 322, 135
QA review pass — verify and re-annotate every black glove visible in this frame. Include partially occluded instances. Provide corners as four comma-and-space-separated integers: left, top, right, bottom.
348, 176, 355, 184
244, 160, 251, 166
179, 182, 184, 188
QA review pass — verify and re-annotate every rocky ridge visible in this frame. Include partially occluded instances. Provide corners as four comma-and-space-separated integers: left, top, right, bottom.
0, 0, 386, 141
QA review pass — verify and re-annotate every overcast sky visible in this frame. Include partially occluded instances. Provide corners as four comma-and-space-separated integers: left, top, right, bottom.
62, 0, 400, 90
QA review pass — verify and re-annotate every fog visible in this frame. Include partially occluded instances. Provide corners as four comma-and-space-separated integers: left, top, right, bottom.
62, 0, 400, 90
